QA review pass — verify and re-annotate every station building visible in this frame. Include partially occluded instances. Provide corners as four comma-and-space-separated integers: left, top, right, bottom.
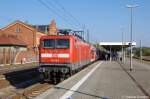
0, 20, 58, 65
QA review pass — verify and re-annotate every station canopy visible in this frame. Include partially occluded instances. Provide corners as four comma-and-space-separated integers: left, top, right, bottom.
99, 42, 136, 51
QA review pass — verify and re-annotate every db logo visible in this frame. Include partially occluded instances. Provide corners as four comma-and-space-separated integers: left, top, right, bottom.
52, 54, 58, 57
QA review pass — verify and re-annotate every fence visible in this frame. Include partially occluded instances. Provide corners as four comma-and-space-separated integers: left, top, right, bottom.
0, 47, 18, 65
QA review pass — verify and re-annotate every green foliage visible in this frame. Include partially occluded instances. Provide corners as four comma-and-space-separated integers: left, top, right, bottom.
142, 48, 150, 56
134, 48, 140, 57
134, 47, 150, 56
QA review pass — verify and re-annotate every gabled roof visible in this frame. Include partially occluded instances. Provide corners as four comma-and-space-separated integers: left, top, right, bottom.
1, 20, 36, 31
1, 20, 46, 35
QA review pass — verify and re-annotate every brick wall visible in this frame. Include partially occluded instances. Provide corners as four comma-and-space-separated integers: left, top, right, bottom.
0, 21, 45, 64
2, 22, 36, 50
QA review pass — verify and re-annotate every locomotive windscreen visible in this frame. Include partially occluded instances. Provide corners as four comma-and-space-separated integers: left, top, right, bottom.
43, 39, 55, 48
56, 39, 69, 48
43, 39, 69, 48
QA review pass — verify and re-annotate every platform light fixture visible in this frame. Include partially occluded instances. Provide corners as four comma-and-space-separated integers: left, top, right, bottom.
126, 4, 139, 71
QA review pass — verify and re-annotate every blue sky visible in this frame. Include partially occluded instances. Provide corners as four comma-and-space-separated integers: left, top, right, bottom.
0, 0, 150, 46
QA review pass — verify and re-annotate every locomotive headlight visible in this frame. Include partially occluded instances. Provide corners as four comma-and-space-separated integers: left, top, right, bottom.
38, 67, 46, 72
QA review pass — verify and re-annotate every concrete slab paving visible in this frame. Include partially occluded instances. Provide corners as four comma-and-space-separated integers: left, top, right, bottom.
120, 58, 150, 97
71, 61, 145, 99
35, 61, 101, 99
35, 61, 150, 99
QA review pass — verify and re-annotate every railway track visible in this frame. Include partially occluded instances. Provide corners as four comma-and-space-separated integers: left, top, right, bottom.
0, 63, 38, 75
0, 67, 54, 99
133, 56, 150, 63
0, 60, 99, 99
6, 83, 53, 99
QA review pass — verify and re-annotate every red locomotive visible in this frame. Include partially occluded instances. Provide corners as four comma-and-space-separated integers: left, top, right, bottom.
39, 30, 99, 83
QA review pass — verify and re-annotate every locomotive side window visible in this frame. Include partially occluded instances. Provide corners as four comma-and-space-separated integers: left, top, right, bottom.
56, 39, 69, 48
43, 39, 55, 48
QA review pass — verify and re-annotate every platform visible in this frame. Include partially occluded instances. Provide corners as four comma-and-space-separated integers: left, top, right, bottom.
35, 60, 150, 99
0, 62, 38, 75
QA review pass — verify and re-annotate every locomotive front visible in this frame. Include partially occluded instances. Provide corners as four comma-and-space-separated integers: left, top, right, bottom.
39, 35, 72, 82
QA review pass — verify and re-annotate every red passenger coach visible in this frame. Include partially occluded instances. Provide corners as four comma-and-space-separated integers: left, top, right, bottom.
90, 46, 97, 62
39, 31, 98, 83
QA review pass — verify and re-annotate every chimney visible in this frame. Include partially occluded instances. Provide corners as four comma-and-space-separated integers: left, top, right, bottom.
48, 20, 58, 35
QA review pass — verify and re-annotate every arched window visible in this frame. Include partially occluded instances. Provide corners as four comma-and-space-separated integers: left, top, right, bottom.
15, 28, 21, 33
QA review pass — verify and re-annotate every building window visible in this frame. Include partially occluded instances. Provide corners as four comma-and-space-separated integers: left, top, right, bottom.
15, 28, 21, 33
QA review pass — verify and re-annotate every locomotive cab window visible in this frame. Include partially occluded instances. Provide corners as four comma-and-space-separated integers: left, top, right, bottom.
43, 39, 55, 48
43, 39, 69, 48
56, 39, 69, 48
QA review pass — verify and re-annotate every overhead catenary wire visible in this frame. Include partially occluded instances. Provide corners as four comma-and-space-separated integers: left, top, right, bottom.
51, 0, 83, 29
51, 0, 88, 39
37, 0, 78, 29
45, 0, 82, 30
37, 0, 90, 41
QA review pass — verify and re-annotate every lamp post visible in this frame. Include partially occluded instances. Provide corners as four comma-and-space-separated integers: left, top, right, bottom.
126, 4, 139, 71
140, 40, 143, 62
120, 25, 124, 62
